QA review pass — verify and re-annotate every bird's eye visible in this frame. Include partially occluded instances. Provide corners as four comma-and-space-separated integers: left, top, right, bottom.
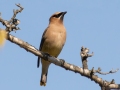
52, 13, 62, 18
53, 15, 59, 18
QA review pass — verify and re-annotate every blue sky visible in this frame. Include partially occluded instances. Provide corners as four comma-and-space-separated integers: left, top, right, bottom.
0, 0, 120, 90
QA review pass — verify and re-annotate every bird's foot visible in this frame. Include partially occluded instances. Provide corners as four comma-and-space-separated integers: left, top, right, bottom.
59, 59, 65, 66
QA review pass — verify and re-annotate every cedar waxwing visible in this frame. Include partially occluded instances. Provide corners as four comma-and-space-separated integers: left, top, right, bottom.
37, 11, 67, 86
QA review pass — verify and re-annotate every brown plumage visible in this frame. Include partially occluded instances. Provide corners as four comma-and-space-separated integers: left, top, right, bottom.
37, 12, 67, 86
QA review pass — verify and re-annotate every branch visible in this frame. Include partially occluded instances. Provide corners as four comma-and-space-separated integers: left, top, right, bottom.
80, 46, 93, 69
90, 67, 119, 75
6, 33, 120, 89
80, 47, 119, 75
8, 3, 23, 24
0, 3, 23, 32
96, 68, 119, 75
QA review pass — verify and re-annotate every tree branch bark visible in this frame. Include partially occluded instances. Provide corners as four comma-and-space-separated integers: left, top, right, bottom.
6, 33, 120, 89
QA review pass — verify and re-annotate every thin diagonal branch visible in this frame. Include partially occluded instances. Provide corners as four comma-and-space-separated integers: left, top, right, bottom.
96, 68, 119, 75
6, 33, 120, 89
90, 67, 119, 75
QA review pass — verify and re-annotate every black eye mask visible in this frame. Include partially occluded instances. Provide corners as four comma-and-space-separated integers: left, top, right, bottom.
52, 13, 63, 18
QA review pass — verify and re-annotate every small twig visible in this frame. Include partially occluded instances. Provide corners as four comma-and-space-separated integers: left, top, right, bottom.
0, 3, 23, 32
110, 79, 115, 84
8, 3, 23, 24
80, 46, 93, 69
0, 14, 8, 28
80, 46, 94, 58
90, 67, 95, 75
94, 68, 119, 75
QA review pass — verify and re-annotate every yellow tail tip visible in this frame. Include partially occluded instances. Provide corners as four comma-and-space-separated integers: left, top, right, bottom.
0, 30, 7, 47
40, 82, 46, 86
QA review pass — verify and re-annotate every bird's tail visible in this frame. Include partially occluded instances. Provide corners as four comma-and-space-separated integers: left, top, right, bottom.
40, 60, 50, 86
37, 57, 40, 68
40, 73, 47, 86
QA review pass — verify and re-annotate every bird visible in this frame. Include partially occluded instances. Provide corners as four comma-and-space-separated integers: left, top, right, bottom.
37, 11, 67, 86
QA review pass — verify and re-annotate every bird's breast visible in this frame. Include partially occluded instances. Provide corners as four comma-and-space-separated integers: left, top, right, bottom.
51, 31, 66, 48
42, 29, 66, 57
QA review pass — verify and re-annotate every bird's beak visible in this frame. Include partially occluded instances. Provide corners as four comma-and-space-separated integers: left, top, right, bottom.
62, 11, 67, 15
60, 11, 67, 20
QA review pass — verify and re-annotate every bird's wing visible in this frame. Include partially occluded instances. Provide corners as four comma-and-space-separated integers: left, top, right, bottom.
37, 28, 48, 68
